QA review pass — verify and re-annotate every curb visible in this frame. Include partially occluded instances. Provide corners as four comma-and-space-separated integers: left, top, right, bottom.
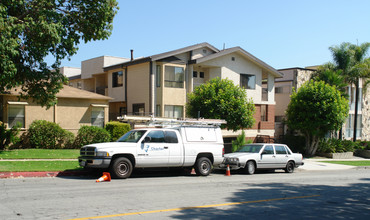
0, 170, 90, 179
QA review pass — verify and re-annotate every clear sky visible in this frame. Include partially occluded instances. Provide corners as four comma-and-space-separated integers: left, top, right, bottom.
55, 0, 370, 70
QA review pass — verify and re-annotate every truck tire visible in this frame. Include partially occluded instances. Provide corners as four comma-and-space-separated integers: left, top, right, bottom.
244, 161, 256, 175
285, 161, 295, 173
110, 157, 133, 179
194, 157, 212, 176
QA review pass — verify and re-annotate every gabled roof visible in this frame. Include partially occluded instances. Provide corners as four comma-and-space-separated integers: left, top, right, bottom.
2, 85, 112, 100
104, 42, 219, 71
191, 47, 283, 78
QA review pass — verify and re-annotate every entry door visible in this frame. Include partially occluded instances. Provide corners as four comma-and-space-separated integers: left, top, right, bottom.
258, 145, 277, 169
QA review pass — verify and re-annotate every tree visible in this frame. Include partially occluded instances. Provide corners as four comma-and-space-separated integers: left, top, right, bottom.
186, 77, 255, 131
231, 130, 247, 152
286, 80, 349, 157
328, 42, 370, 141
311, 64, 348, 98
0, 0, 119, 107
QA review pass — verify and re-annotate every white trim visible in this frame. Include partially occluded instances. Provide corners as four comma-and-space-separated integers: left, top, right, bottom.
7, 101, 28, 105
91, 104, 108, 108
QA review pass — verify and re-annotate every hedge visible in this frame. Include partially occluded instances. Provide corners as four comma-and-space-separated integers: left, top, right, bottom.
104, 121, 131, 141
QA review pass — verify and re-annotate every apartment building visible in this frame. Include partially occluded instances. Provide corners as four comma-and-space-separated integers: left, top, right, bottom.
276, 67, 369, 141
68, 43, 283, 140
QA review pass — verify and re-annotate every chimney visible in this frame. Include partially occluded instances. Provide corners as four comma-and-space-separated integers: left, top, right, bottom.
130, 49, 134, 61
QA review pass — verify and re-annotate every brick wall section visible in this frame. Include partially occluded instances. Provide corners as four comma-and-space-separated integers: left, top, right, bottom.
251, 104, 275, 130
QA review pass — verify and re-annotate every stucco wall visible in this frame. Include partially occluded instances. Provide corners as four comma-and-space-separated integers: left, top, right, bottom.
127, 63, 150, 114
199, 52, 273, 104
107, 68, 125, 102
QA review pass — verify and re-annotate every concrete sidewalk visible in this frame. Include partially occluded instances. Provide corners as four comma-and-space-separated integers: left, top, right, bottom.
297, 157, 370, 171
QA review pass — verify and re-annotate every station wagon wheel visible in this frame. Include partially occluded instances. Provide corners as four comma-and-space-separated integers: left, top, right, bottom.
194, 157, 212, 176
245, 161, 256, 175
110, 157, 133, 179
285, 161, 295, 173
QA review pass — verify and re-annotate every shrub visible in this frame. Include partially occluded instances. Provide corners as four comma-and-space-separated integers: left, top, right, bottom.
317, 138, 359, 153
104, 121, 131, 141
0, 122, 21, 150
27, 120, 75, 149
73, 126, 111, 148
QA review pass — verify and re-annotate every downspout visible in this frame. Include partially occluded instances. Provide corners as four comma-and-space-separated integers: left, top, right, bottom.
125, 67, 128, 112
149, 61, 153, 116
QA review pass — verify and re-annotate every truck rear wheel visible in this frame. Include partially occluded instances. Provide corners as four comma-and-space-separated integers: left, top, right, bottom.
110, 157, 133, 179
194, 157, 212, 176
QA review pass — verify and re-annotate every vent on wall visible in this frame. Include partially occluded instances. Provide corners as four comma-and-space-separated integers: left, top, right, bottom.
231, 57, 235, 61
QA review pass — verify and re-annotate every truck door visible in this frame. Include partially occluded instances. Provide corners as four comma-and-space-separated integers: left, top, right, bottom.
138, 130, 169, 167
165, 131, 183, 166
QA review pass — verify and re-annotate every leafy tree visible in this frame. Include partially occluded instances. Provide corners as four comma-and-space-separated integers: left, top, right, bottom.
311, 64, 348, 98
327, 42, 370, 141
186, 77, 255, 131
0, 0, 119, 107
286, 80, 349, 157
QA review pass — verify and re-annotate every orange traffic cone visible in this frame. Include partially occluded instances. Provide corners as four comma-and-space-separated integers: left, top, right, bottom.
225, 165, 231, 176
96, 172, 111, 182
191, 168, 196, 175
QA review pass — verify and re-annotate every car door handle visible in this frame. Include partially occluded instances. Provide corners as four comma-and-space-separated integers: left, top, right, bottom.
164, 146, 168, 149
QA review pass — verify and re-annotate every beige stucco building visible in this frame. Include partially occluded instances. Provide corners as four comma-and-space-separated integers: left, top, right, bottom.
0, 86, 111, 134
276, 67, 369, 141
68, 43, 283, 143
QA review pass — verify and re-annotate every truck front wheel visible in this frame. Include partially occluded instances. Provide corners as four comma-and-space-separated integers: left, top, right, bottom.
194, 157, 212, 176
110, 157, 133, 179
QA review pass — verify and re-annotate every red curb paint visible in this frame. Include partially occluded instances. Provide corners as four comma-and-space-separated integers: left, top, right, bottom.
0, 171, 89, 178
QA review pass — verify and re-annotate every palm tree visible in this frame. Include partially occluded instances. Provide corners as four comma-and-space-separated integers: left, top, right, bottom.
329, 42, 370, 141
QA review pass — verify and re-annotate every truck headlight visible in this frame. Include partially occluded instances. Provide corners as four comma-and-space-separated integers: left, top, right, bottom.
96, 151, 109, 157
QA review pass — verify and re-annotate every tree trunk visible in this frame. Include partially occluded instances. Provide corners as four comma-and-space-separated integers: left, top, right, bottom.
353, 80, 359, 142
304, 132, 321, 157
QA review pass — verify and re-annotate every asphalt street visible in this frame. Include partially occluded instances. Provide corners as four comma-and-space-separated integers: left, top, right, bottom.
1, 167, 369, 220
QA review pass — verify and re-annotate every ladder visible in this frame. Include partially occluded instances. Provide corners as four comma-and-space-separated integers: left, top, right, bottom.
117, 115, 226, 127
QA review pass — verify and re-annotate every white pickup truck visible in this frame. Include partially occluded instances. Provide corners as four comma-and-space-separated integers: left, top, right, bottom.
219, 143, 304, 174
78, 125, 224, 179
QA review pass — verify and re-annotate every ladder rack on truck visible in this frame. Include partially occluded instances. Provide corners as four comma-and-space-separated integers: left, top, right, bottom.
117, 115, 226, 127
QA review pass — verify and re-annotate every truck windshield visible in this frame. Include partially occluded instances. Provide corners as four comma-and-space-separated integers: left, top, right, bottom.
117, 130, 147, 143
237, 145, 263, 153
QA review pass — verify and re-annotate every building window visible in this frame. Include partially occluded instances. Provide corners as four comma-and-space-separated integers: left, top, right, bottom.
275, 87, 283, 93
91, 107, 105, 128
193, 71, 198, 78
77, 82, 82, 89
8, 105, 25, 128
119, 107, 127, 116
165, 66, 184, 88
133, 103, 145, 116
164, 105, 183, 118
275, 116, 284, 122
199, 72, 204, 78
156, 65, 161, 87
113, 71, 123, 87
156, 105, 161, 117
261, 105, 268, 121
240, 74, 256, 89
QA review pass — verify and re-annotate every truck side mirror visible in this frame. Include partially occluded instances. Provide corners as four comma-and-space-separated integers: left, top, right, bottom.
143, 136, 151, 143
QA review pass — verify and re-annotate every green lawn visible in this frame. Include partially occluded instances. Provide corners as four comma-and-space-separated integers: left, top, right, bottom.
321, 160, 370, 166
0, 149, 79, 159
0, 161, 82, 172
